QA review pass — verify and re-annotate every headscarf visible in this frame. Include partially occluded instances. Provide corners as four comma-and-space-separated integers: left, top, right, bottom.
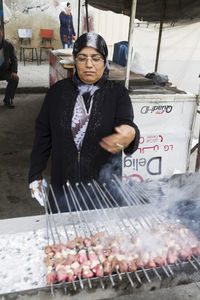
72, 32, 110, 110
73, 32, 108, 64
60, 1, 70, 12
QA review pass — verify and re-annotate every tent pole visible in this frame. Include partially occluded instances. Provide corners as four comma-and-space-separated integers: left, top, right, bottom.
195, 129, 200, 171
77, 0, 81, 38
195, 74, 200, 172
85, 0, 89, 32
125, 0, 137, 89
154, 0, 166, 72
0, 0, 4, 33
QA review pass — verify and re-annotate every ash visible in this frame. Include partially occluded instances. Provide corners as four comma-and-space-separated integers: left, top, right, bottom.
0, 228, 47, 295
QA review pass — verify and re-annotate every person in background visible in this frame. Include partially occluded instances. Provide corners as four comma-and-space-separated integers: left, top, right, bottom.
28, 32, 140, 212
59, 2, 76, 49
0, 27, 19, 108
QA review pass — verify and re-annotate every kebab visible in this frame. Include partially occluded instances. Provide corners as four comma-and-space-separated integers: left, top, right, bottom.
44, 223, 200, 285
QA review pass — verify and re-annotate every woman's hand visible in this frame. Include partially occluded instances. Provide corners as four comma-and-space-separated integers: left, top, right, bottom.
99, 125, 136, 154
11, 72, 19, 81
29, 179, 47, 206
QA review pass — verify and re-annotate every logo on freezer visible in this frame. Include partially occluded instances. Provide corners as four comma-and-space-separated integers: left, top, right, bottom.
141, 105, 173, 114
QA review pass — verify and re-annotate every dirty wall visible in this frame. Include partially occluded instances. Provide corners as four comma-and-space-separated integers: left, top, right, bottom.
3, 0, 79, 59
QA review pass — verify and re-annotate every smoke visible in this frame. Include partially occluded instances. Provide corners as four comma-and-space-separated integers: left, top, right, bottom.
136, 172, 200, 238
99, 155, 122, 183
50, 169, 200, 243
98, 155, 200, 231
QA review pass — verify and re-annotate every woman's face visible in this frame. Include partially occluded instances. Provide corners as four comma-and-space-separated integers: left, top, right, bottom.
66, 5, 71, 13
75, 47, 105, 84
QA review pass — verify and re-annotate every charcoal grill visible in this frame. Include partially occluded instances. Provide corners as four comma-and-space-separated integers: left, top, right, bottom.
42, 175, 200, 297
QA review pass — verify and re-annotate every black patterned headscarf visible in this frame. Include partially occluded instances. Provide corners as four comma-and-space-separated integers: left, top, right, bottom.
72, 32, 110, 111
73, 32, 108, 61
73, 32, 109, 78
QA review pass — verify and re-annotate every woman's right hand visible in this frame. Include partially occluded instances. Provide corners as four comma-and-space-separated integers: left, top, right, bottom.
29, 179, 47, 206
99, 125, 136, 154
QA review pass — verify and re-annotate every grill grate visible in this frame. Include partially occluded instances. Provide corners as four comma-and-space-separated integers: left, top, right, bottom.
41, 176, 200, 296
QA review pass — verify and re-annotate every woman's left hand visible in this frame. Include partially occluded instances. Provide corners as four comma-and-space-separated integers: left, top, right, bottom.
99, 125, 136, 154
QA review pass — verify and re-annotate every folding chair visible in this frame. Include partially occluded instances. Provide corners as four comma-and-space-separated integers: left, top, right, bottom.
39, 29, 54, 64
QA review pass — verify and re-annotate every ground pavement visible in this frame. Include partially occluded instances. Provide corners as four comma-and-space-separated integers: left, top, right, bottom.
0, 61, 50, 219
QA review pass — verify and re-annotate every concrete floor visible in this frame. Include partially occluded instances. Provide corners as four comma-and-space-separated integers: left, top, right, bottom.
0, 61, 50, 219
0, 93, 49, 219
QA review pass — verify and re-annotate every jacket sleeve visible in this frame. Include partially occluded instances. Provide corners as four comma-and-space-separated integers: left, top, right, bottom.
9, 43, 18, 73
114, 85, 140, 155
28, 91, 52, 183
71, 16, 76, 36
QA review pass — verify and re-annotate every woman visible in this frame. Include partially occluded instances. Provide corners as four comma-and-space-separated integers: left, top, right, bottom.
28, 32, 140, 212
59, 2, 76, 48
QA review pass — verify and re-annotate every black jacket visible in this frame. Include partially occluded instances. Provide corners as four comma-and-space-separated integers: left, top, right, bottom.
0, 38, 18, 73
28, 78, 140, 186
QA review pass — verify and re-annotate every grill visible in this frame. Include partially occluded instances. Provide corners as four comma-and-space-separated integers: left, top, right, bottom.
42, 174, 200, 297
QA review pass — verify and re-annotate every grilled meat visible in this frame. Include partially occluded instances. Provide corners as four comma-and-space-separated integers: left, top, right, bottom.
44, 223, 200, 285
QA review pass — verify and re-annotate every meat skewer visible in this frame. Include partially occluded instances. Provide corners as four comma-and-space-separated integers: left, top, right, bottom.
44, 222, 200, 285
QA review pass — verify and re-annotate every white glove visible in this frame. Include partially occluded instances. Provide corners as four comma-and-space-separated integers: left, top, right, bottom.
29, 179, 47, 206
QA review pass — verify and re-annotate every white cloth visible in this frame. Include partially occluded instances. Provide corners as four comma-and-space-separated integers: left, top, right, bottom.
59, 2, 67, 12
29, 179, 47, 206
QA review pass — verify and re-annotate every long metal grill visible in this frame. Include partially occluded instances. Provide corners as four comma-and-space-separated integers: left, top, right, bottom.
42, 175, 200, 296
